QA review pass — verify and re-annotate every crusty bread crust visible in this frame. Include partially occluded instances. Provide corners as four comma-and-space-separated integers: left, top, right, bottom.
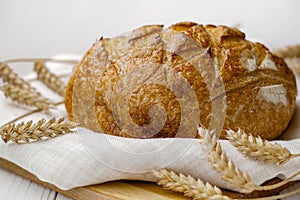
65, 22, 297, 139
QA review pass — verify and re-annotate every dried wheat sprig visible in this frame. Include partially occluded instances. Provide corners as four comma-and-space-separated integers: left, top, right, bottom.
226, 129, 300, 164
198, 127, 258, 193
199, 126, 300, 193
33, 60, 65, 96
274, 45, 300, 59
154, 168, 300, 200
0, 84, 55, 110
0, 62, 32, 89
153, 168, 232, 200
285, 57, 300, 75
0, 118, 77, 143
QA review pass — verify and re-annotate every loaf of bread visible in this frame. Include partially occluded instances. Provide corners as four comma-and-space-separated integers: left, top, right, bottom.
65, 22, 297, 140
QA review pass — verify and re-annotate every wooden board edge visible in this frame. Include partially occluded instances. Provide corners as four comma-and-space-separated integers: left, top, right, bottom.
0, 157, 298, 199
0, 157, 120, 200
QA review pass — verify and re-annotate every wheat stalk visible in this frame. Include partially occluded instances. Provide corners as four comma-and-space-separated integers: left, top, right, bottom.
153, 168, 232, 200
198, 127, 258, 193
0, 118, 77, 143
274, 45, 300, 59
1, 100, 64, 129
0, 84, 55, 110
226, 129, 300, 164
2, 58, 79, 64
33, 60, 65, 96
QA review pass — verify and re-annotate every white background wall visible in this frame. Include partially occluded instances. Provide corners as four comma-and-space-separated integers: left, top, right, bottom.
1, 0, 300, 60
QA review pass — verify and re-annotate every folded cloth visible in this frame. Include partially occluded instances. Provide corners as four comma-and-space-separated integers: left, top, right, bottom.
0, 55, 300, 192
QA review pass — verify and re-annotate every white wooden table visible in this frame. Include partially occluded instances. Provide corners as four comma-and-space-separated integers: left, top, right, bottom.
0, 167, 71, 200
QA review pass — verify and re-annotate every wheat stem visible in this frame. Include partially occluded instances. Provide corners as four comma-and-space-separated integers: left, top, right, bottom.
226, 129, 298, 164
260, 169, 300, 191
0, 84, 55, 110
240, 185, 300, 200
0, 117, 77, 143
2, 58, 79, 64
1, 101, 64, 128
33, 60, 65, 96
153, 168, 232, 200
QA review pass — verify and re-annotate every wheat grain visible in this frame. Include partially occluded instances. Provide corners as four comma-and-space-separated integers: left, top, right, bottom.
153, 168, 231, 200
198, 127, 258, 193
226, 129, 300, 164
33, 60, 65, 96
198, 126, 218, 153
274, 45, 300, 59
0, 118, 77, 143
0, 84, 55, 110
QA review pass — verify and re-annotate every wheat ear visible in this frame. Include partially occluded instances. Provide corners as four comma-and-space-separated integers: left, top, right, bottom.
226, 129, 300, 164
274, 45, 300, 59
153, 168, 231, 200
33, 60, 65, 96
0, 84, 55, 110
0, 118, 77, 143
198, 127, 257, 193
285, 57, 300, 75
0, 62, 32, 89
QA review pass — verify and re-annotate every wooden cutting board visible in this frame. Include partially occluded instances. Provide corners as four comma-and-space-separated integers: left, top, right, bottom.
0, 157, 189, 200
0, 157, 296, 200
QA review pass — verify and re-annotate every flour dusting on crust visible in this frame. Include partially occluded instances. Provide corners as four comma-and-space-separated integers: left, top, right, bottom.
257, 85, 287, 106
259, 55, 278, 70
246, 59, 257, 71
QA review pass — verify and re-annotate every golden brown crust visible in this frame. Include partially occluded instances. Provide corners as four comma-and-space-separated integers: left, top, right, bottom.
65, 22, 297, 139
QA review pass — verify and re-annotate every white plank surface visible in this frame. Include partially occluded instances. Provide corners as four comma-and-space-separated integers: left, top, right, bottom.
0, 167, 71, 200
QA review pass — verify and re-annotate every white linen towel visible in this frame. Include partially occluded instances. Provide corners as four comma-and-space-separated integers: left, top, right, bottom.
0, 55, 299, 195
